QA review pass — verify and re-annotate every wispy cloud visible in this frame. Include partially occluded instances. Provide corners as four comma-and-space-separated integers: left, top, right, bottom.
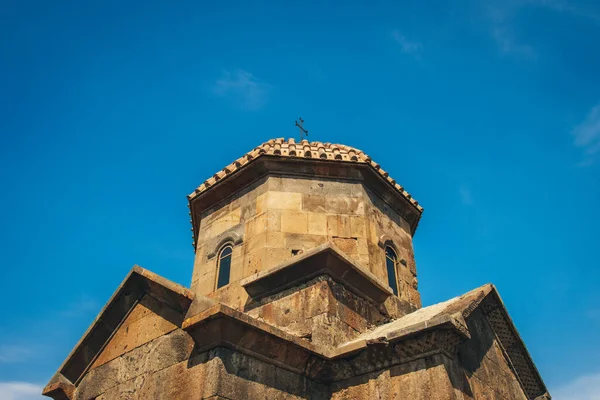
391, 30, 422, 57
459, 185, 474, 206
483, 0, 600, 57
533, 0, 600, 24
490, 25, 536, 58
212, 69, 270, 111
0, 381, 43, 400
552, 371, 600, 400
572, 103, 600, 166
485, 3, 537, 58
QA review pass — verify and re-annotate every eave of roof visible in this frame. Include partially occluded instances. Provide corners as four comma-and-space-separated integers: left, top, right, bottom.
186, 138, 424, 249
187, 138, 422, 212
180, 282, 549, 397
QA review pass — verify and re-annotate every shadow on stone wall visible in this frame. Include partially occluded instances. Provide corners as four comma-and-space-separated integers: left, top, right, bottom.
332, 352, 474, 398
142, 293, 186, 327
187, 347, 329, 399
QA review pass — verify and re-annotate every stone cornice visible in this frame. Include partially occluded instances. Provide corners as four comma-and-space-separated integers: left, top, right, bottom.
182, 283, 549, 398
187, 138, 422, 212
43, 270, 549, 400
187, 155, 424, 250
240, 242, 393, 304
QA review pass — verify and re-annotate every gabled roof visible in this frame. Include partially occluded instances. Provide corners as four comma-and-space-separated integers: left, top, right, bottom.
42, 266, 194, 399
339, 284, 550, 399
43, 268, 548, 399
180, 282, 549, 398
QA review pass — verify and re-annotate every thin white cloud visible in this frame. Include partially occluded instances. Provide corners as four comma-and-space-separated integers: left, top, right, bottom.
483, 0, 600, 57
572, 103, 600, 166
459, 185, 474, 206
491, 25, 536, 58
484, 3, 537, 58
0, 382, 43, 400
532, 0, 600, 23
391, 30, 422, 56
552, 371, 600, 400
212, 69, 270, 111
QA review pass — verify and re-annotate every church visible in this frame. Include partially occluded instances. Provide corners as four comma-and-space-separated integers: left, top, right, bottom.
43, 137, 550, 399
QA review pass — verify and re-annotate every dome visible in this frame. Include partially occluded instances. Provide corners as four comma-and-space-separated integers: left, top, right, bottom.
187, 138, 422, 212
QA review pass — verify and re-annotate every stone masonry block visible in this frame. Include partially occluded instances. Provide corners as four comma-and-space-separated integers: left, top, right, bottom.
208, 282, 249, 310
193, 269, 216, 296
339, 215, 352, 237
332, 237, 358, 256
245, 212, 267, 238
266, 231, 286, 248
281, 210, 308, 234
303, 194, 326, 213
264, 247, 292, 270
350, 216, 366, 238
257, 191, 302, 214
308, 212, 327, 235
327, 215, 339, 236
229, 245, 244, 283
91, 307, 178, 369
192, 258, 211, 286
244, 232, 267, 255
326, 197, 364, 215
266, 209, 281, 232
284, 233, 327, 251
243, 248, 265, 276
211, 207, 241, 237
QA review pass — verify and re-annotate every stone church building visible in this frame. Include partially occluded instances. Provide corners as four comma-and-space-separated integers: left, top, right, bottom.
43, 138, 550, 399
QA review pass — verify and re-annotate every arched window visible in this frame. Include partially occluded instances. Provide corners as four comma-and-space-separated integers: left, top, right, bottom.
216, 245, 233, 289
385, 246, 399, 296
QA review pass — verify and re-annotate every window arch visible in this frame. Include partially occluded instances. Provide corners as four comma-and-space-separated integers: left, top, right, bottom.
216, 244, 233, 289
385, 246, 399, 296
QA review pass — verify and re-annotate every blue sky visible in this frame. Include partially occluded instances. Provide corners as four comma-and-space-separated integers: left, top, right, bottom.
1, 0, 599, 398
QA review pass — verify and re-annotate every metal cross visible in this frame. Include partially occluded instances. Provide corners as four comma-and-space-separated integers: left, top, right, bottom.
295, 117, 308, 141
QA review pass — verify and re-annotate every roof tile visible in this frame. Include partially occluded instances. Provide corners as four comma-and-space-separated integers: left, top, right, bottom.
188, 138, 423, 213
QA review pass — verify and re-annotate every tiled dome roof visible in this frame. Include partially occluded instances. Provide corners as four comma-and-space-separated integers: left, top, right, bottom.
187, 138, 422, 212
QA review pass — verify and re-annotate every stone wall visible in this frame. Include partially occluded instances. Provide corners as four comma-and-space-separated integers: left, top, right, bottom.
73, 295, 326, 400
90, 294, 182, 369
362, 186, 420, 307
90, 347, 327, 400
330, 354, 461, 399
328, 308, 531, 400
68, 294, 531, 400
246, 276, 390, 350
191, 174, 420, 314
458, 308, 529, 399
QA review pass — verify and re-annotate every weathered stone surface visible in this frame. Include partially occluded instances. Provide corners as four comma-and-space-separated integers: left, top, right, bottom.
190, 170, 422, 314
331, 355, 459, 400
91, 294, 181, 369
75, 329, 194, 399
44, 139, 549, 400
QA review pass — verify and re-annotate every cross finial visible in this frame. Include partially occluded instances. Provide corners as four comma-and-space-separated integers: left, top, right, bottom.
295, 117, 308, 141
